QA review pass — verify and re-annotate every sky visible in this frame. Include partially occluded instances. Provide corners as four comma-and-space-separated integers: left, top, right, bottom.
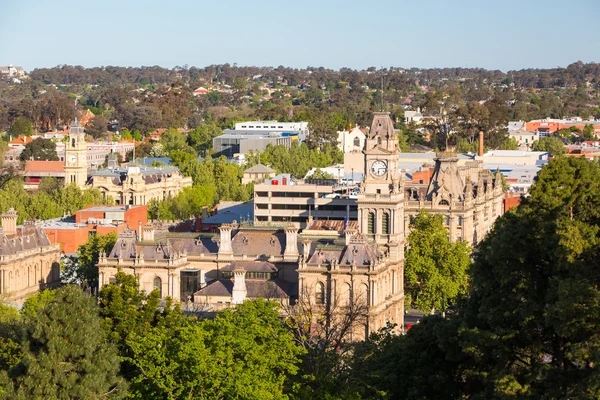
1, 0, 599, 72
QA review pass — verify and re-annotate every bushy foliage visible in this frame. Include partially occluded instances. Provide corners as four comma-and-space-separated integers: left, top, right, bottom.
0, 179, 113, 223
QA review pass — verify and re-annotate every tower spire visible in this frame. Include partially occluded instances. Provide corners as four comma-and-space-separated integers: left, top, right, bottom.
73, 99, 78, 123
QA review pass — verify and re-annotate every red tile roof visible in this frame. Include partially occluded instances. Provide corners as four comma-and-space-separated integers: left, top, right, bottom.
9, 136, 34, 146
24, 161, 65, 173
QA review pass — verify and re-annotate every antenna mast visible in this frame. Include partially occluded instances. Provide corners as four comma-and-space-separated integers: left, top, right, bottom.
380, 71, 384, 112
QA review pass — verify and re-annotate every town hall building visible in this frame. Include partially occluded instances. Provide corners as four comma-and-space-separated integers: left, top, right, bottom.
64, 119, 192, 205
97, 112, 505, 338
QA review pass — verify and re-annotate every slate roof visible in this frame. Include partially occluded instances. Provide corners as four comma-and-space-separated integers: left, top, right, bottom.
194, 279, 293, 298
108, 235, 220, 259
231, 230, 286, 256
0, 223, 53, 256
243, 164, 276, 174
221, 261, 277, 272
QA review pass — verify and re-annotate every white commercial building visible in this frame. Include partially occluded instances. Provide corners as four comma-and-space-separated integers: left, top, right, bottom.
233, 121, 310, 142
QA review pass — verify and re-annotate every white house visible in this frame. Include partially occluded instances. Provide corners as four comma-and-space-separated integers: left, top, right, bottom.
336, 126, 366, 153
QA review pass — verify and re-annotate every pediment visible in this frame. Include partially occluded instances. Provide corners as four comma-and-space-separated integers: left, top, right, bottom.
364, 146, 394, 156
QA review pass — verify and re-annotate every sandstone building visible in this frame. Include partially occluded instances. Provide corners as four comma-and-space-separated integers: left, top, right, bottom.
0, 209, 61, 302
62, 119, 192, 205
98, 113, 407, 338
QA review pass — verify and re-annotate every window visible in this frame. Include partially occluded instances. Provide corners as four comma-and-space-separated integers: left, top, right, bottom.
315, 282, 324, 304
368, 212, 375, 234
71, 138, 75, 148
153, 276, 162, 297
109, 276, 117, 284
439, 200, 449, 206
382, 213, 390, 235
353, 137, 360, 147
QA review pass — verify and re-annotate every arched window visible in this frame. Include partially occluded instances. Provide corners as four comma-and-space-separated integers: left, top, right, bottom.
153, 276, 162, 298
71, 138, 75, 148
341, 283, 352, 306
353, 137, 360, 147
367, 212, 375, 234
382, 213, 390, 235
377, 137, 382, 145
439, 199, 449, 206
315, 282, 324, 304
361, 283, 370, 307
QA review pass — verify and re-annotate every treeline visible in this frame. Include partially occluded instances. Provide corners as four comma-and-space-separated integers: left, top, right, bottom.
0, 283, 302, 399
2, 62, 599, 155
27, 62, 600, 92
0, 179, 113, 223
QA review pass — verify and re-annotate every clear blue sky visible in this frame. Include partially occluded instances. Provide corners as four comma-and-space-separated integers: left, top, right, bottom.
1, 0, 599, 72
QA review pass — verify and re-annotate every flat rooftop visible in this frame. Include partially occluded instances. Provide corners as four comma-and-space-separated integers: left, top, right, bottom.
81, 205, 145, 213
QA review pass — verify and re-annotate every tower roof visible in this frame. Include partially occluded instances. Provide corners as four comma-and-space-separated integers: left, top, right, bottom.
425, 153, 465, 202
369, 112, 396, 141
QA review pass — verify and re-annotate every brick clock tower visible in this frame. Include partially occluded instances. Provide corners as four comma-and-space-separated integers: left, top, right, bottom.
357, 112, 405, 261
64, 118, 88, 189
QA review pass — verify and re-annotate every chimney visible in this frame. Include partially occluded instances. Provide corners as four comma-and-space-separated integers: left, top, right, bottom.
231, 265, 247, 304
1, 208, 18, 236
284, 226, 299, 258
218, 224, 233, 256
142, 224, 154, 241
478, 131, 484, 157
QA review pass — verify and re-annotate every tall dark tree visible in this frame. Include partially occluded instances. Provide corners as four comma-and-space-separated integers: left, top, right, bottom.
19, 138, 58, 161
1, 286, 125, 399
462, 157, 600, 398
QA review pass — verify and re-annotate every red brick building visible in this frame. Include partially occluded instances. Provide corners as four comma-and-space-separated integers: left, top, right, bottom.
42, 205, 147, 254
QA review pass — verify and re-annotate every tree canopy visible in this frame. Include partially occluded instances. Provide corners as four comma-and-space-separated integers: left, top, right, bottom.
404, 211, 471, 313
19, 138, 58, 161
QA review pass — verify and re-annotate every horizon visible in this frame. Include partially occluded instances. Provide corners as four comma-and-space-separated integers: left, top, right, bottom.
1, 0, 599, 73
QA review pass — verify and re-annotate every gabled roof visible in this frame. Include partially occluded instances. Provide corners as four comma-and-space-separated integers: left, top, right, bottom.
244, 164, 276, 174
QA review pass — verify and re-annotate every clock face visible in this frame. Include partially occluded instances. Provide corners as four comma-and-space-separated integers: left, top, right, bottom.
371, 160, 387, 177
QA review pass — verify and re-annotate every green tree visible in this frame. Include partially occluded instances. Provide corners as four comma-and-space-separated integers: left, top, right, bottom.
120, 128, 132, 140
1, 286, 125, 399
9, 117, 33, 137
500, 136, 519, 150
404, 211, 471, 313
85, 115, 108, 139
62, 232, 117, 288
531, 136, 567, 157
187, 124, 222, 155
582, 123, 595, 141
19, 138, 58, 161
461, 156, 600, 398
305, 168, 334, 180
159, 128, 195, 156
199, 299, 305, 399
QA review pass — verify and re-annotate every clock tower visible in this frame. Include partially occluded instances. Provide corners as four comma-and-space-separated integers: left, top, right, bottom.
64, 118, 88, 188
357, 112, 405, 259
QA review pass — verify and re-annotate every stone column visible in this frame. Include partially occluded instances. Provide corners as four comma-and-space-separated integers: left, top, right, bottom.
232, 267, 247, 304
449, 215, 457, 242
